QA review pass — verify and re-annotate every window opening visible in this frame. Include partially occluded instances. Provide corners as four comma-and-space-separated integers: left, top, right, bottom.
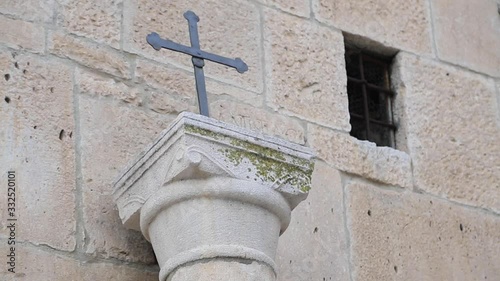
345, 48, 396, 147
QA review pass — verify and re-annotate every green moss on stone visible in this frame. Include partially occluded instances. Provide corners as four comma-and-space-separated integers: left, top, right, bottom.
185, 123, 313, 192
185, 124, 223, 140
229, 139, 287, 162
221, 145, 313, 192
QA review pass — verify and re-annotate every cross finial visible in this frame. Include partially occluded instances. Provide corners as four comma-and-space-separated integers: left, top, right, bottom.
146, 11, 249, 117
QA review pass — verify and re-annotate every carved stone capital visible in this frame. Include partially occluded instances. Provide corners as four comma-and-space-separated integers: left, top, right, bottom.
113, 112, 314, 230
112, 112, 315, 280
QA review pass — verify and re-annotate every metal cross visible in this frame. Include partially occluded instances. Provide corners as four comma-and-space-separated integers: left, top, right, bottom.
146, 11, 248, 117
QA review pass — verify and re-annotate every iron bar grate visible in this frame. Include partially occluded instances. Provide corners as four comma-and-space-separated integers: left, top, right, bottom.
345, 49, 396, 147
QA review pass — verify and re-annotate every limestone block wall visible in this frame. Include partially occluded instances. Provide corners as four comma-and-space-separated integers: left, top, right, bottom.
0, 0, 499, 280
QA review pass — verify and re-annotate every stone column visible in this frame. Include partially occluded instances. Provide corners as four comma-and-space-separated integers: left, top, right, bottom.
113, 112, 315, 281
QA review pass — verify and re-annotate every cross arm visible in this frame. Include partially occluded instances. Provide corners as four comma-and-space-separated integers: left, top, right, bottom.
147, 32, 248, 73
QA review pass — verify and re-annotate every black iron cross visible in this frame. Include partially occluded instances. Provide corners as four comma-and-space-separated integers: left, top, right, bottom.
146, 11, 248, 117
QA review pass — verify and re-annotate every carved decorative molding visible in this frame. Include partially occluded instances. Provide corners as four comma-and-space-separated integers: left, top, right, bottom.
113, 112, 314, 231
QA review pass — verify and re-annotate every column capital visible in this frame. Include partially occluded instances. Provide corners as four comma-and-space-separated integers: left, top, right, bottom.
112, 112, 315, 280
113, 112, 314, 230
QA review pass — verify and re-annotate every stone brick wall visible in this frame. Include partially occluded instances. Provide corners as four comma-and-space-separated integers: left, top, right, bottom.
0, 0, 499, 280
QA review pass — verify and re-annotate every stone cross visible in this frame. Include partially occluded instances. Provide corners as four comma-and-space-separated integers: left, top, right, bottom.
146, 10, 249, 117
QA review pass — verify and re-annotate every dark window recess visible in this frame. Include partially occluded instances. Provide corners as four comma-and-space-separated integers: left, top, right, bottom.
345, 49, 396, 147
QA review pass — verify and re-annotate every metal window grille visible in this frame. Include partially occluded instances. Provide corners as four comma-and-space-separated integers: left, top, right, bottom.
345, 49, 396, 147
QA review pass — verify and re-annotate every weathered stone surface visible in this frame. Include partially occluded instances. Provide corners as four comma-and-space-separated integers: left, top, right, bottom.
0, 16, 45, 53
259, 0, 310, 17
0, 0, 54, 22
211, 100, 305, 144
0, 244, 158, 280
48, 32, 131, 79
431, 0, 500, 77
205, 79, 263, 107
83, 262, 157, 281
134, 59, 196, 114
313, 0, 433, 55
308, 124, 412, 188
146, 90, 194, 115
392, 53, 500, 211
169, 259, 275, 281
497, 80, 500, 124
123, 0, 263, 92
0, 52, 76, 251
346, 181, 500, 281
135, 59, 262, 112
276, 162, 350, 281
79, 95, 173, 263
76, 68, 142, 106
57, 0, 123, 48
135, 59, 195, 100
263, 9, 350, 131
